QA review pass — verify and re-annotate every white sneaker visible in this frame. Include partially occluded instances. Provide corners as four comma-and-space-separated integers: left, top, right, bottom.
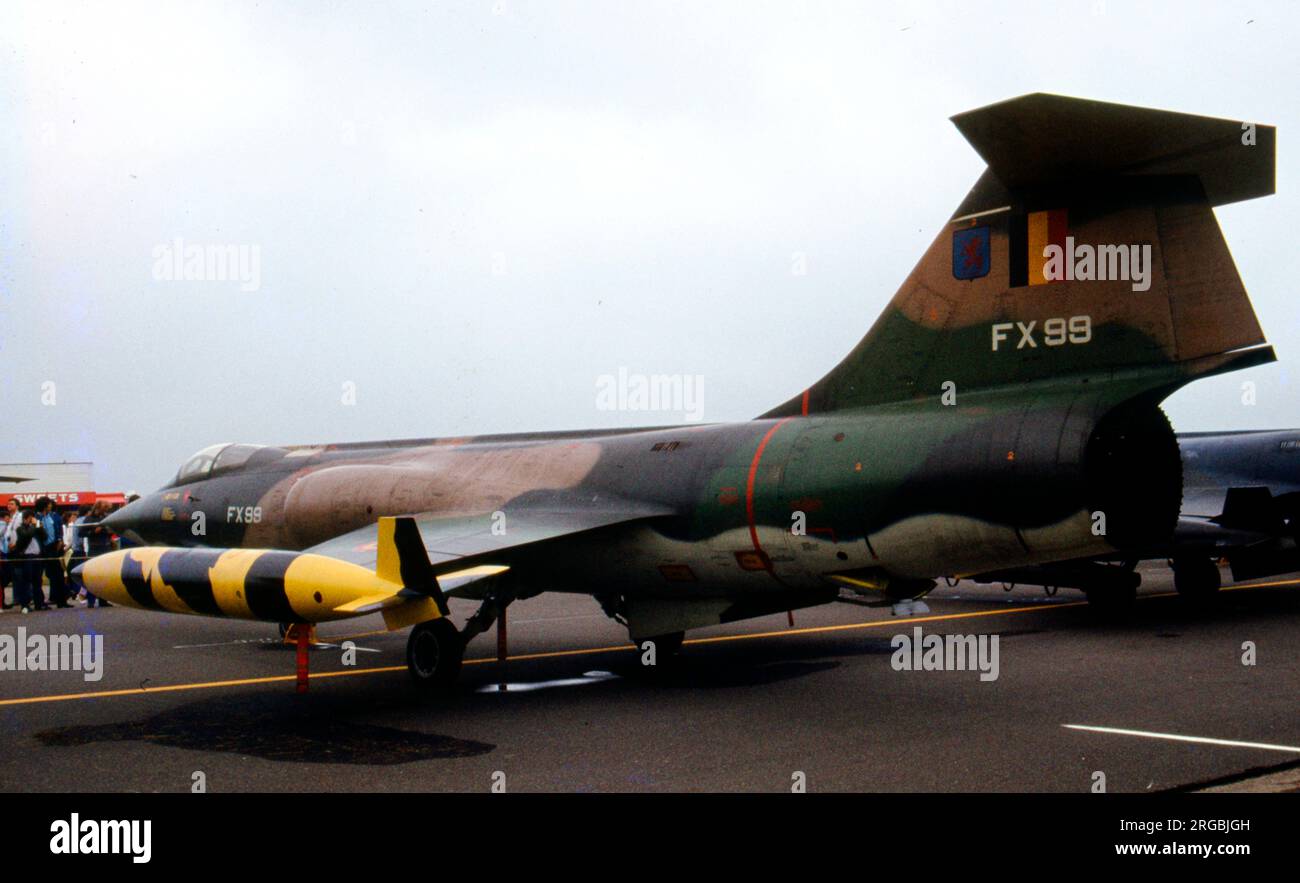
20, 606, 30, 614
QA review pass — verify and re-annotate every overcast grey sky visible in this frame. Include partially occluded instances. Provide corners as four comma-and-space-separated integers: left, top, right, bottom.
1, 0, 1296, 492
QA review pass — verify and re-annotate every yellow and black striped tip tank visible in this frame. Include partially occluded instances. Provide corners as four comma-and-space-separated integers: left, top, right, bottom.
73, 517, 446, 630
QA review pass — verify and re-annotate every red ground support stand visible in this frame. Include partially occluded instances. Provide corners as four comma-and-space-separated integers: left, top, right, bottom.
496, 604, 508, 691
288, 624, 313, 693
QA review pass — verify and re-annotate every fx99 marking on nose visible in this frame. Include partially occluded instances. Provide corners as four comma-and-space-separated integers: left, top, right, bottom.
991, 316, 1091, 351
227, 506, 263, 523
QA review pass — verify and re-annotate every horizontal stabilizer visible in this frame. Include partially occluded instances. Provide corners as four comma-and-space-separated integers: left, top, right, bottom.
951, 93, 1275, 207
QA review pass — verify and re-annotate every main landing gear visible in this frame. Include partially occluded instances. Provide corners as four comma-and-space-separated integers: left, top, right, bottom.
1172, 556, 1222, 601
1082, 560, 1140, 615
405, 594, 513, 689
640, 631, 685, 658
276, 618, 469, 692
278, 595, 514, 692
406, 619, 464, 689
1083, 581, 1137, 615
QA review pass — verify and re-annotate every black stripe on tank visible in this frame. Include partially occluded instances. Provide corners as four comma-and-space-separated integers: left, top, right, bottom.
394, 517, 447, 615
120, 553, 165, 610
244, 551, 300, 622
1008, 210, 1028, 288
160, 549, 224, 616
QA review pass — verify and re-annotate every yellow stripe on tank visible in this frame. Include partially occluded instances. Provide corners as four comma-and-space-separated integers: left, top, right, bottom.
284, 553, 403, 622
80, 553, 130, 606
208, 549, 264, 618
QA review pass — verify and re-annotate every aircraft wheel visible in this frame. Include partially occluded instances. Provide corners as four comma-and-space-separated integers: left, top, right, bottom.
631, 632, 691, 671
642, 631, 685, 658
1173, 557, 1221, 600
629, 631, 685, 674
406, 619, 464, 689
1084, 582, 1137, 616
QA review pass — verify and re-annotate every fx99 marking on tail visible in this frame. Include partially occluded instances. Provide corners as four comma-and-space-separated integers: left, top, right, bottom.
991, 316, 1091, 351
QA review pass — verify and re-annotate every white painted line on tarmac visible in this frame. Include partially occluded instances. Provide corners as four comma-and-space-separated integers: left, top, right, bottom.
1064, 724, 1300, 754
475, 670, 620, 694
173, 637, 379, 652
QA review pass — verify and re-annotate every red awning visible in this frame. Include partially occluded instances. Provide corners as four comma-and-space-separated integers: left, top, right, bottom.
0, 491, 126, 508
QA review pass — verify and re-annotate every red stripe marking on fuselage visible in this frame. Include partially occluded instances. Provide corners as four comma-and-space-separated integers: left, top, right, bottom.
746, 417, 794, 554
800, 390, 810, 416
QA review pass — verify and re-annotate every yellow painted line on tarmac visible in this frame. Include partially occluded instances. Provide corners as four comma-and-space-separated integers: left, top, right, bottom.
325, 628, 389, 642
3, 575, 1298, 708
1223, 576, 1300, 592
0, 665, 408, 706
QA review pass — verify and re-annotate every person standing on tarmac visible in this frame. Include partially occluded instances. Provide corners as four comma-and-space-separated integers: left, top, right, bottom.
14, 510, 43, 614
2, 499, 20, 608
80, 500, 115, 608
34, 497, 71, 609
0, 507, 11, 609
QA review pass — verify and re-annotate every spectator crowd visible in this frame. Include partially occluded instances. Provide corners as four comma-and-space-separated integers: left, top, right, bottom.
0, 497, 119, 614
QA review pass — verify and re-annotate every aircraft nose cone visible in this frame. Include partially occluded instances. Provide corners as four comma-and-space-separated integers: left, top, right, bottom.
99, 504, 135, 532
100, 499, 147, 544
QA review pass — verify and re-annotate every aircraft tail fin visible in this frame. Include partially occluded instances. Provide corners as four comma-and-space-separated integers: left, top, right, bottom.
765, 93, 1276, 416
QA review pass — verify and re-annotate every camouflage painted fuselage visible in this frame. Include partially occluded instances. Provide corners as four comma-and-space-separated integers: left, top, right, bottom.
110, 377, 1178, 610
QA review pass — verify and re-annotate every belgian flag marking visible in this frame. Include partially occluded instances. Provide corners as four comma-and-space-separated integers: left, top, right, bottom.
1024, 208, 1066, 284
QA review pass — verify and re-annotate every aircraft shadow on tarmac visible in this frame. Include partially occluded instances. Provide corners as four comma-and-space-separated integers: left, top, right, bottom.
34, 693, 496, 765
29, 647, 856, 766
455, 586, 1300, 691
586, 655, 844, 691
569, 625, 1051, 689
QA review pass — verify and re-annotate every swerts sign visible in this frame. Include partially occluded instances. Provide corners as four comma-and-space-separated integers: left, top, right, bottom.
3, 492, 89, 506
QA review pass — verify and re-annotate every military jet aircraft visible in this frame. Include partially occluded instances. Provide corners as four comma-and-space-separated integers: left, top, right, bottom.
79, 93, 1278, 688
1176, 430, 1300, 588
970, 429, 1300, 602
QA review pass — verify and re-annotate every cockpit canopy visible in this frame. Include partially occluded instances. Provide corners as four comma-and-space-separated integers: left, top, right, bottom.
173, 443, 266, 485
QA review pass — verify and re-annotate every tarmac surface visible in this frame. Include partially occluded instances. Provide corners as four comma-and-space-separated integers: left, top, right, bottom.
2, 563, 1298, 792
